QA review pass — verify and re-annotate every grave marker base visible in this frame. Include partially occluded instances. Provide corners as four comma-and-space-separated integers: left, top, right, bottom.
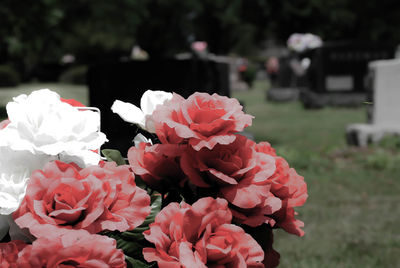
300, 90, 366, 109
267, 87, 300, 102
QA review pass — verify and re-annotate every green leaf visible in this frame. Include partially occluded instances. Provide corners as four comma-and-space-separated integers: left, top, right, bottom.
125, 256, 151, 268
143, 193, 162, 226
102, 149, 126, 165
113, 236, 143, 256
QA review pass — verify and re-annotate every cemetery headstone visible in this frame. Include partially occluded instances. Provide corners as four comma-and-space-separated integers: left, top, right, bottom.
300, 42, 395, 108
87, 58, 230, 155
267, 52, 313, 102
267, 55, 299, 102
346, 58, 400, 146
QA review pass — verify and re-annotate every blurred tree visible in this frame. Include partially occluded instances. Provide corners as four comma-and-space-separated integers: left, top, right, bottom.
192, 0, 271, 55
0, 0, 148, 79
1, 0, 399, 80
58, 0, 148, 63
0, 0, 65, 79
134, 0, 201, 58
268, 0, 400, 45
135, 0, 272, 57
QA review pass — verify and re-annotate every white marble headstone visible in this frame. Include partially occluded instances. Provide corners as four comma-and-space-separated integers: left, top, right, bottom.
370, 59, 400, 127
346, 58, 400, 146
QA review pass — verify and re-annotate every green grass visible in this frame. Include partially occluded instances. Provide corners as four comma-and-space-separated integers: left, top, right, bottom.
233, 81, 400, 268
1, 82, 399, 267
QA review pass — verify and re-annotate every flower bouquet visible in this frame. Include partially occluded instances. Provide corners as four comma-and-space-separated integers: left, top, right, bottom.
287, 33, 323, 53
0, 88, 307, 267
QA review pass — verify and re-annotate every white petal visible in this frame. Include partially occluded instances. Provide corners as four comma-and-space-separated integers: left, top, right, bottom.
3, 89, 107, 156
59, 150, 101, 167
140, 90, 172, 116
133, 133, 153, 147
0, 148, 55, 215
111, 100, 145, 128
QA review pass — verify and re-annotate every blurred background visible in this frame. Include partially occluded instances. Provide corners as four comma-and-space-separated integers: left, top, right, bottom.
1, 0, 400, 267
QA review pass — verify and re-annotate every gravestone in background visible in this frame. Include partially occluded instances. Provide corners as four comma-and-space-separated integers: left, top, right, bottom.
346, 58, 400, 146
276, 56, 293, 88
267, 53, 311, 102
301, 42, 395, 108
87, 59, 230, 155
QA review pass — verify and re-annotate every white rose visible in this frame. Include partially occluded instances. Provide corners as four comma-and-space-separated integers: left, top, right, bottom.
133, 133, 153, 147
0, 89, 107, 166
287, 33, 307, 53
0, 147, 55, 214
111, 90, 172, 132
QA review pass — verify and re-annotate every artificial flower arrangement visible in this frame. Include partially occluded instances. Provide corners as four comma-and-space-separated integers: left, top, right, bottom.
287, 33, 323, 53
0, 88, 307, 267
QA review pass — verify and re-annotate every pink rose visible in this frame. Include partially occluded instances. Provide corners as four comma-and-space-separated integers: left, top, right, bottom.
14, 160, 151, 237
128, 143, 186, 193
255, 142, 308, 236
152, 92, 253, 150
228, 141, 307, 235
180, 135, 281, 219
17, 230, 126, 267
143, 197, 264, 267
0, 240, 27, 267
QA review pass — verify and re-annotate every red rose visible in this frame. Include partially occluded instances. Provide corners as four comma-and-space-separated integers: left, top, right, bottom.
152, 92, 253, 150
180, 134, 281, 219
0, 240, 27, 267
17, 230, 126, 267
128, 143, 186, 193
143, 197, 264, 267
255, 142, 308, 236
14, 160, 151, 237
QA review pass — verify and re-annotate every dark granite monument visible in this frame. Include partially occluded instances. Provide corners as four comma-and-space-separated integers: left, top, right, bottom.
87, 58, 230, 155
300, 42, 395, 108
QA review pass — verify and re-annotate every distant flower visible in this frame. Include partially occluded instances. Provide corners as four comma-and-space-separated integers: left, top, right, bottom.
17, 230, 126, 267
14, 161, 151, 237
0, 89, 107, 166
191, 41, 208, 53
143, 197, 264, 267
153, 92, 253, 150
287, 33, 322, 53
111, 90, 173, 132
60, 54, 75, 64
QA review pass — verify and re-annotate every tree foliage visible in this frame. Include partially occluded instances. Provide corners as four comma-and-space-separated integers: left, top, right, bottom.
1, 0, 399, 79
268, 0, 400, 44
